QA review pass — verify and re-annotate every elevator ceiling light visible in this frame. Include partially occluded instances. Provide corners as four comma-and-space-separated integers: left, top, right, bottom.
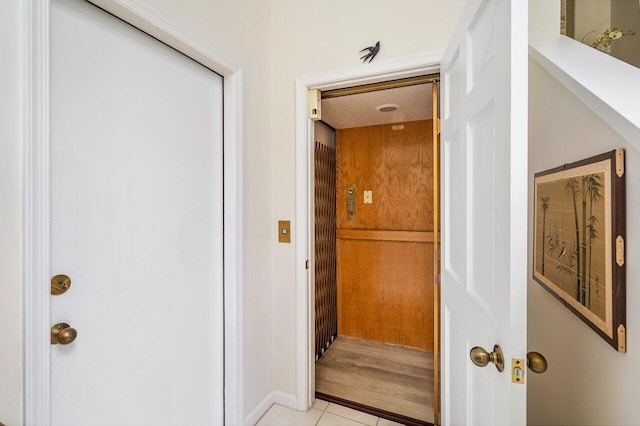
375, 104, 399, 113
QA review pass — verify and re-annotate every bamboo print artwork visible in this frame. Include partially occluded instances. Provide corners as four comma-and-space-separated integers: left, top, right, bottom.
533, 150, 626, 352
535, 173, 606, 320
585, 175, 603, 309
540, 196, 549, 275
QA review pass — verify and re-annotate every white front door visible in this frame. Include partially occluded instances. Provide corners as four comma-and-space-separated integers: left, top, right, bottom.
50, 0, 224, 424
440, 0, 528, 424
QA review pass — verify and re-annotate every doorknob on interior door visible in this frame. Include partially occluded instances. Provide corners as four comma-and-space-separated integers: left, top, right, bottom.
527, 351, 548, 373
470, 344, 504, 372
51, 274, 71, 295
51, 322, 78, 345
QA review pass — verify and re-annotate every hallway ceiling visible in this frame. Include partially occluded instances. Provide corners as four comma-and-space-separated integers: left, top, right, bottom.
321, 82, 433, 129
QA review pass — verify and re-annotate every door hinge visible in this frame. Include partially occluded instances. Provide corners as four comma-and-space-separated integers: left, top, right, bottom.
435, 274, 441, 285
436, 117, 441, 135
308, 89, 321, 121
305, 259, 310, 270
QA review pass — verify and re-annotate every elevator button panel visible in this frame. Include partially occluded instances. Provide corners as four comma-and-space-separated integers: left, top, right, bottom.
347, 185, 356, 221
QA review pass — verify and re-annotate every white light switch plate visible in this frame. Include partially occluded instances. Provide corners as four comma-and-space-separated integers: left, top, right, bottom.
364, 190, 373, 204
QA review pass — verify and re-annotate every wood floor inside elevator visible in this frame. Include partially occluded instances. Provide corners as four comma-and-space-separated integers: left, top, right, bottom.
315, 336, 434, 425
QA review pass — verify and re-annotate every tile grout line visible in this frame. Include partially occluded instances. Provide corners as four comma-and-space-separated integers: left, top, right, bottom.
316, 410, 372, 426
314, 400, 379, 426
313, 399, 327, 426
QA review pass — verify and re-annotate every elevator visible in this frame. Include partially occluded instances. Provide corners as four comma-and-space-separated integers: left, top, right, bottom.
313, 75, 441, 426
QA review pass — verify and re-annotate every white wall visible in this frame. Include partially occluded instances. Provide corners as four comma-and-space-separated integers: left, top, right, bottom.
530, 0, 560, 40
528, 59, 640, 425
574, 0, 611, 45
610, 0, 640, 68
268, 0, 466, 398
0, 0, 24, 424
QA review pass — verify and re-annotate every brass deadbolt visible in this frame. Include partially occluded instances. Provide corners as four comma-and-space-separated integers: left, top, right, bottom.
470, 344, 504, 372
51, 274, 71, 295
527, 351, 548, 374
51, 323, 78, 345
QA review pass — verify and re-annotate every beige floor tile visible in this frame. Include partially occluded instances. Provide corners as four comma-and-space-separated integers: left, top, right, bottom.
325, 403, 378, 426
376, 418, 405, 426
317, 411, 369, 426
257, 404, 323, 426
313, 399, 330, 411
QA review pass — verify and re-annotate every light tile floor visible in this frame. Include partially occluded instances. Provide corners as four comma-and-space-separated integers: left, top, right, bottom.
256, 399, 404, 426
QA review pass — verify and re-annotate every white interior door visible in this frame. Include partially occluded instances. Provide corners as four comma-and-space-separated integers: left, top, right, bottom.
50, 0, 223, 424
440, 0, 527, 424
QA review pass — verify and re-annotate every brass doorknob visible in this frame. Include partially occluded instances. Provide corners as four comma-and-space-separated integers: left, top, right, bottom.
51, 323, 78, 345
527, 351, 548, 373
470, 344, 504, 372
51, 274, 71, 295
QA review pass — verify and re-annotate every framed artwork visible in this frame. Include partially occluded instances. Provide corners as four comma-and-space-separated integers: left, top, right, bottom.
560, 0, 575, 38
533, 150, 626, 352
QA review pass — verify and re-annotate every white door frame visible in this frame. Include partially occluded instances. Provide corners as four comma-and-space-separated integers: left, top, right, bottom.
23, 0, 244, 424
294, 51, 442, 410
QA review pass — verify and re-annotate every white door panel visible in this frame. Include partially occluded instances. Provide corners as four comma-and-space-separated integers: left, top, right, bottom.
441, 0, 527, 424
51, 0, 224, 424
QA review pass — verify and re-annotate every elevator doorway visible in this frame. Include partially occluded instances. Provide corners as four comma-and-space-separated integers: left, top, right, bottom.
313, 75, 441, 426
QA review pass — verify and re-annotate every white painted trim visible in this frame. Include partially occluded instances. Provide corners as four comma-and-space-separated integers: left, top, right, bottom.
294, 78, 310, 412
529, 35, 640, 151
23, 1, 244, 425
299, 51, 444, 92
88, 0, 240, 77
294, 78, 317, 411
23, 1, 51, 425
243, 391, 297, 426
243, 392, 275, 426
294, 52, 442, 410
223, 68, 245, 426
272, 391, 299, 411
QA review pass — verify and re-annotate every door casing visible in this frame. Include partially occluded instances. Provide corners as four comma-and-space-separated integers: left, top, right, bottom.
23, 1, 244, 424
295, 52, 442, 410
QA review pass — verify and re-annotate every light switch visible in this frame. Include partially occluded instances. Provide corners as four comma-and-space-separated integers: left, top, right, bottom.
278, 220, 291, 243
364, 190, 373, 204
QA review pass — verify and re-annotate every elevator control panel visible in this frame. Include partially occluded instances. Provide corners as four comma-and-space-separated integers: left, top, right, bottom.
278, 220, 291, 243
347, 185, 356, 221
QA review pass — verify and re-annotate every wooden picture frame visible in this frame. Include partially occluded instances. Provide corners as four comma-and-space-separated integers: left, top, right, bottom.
533, 150, 626, 352
560, 0, 575, 38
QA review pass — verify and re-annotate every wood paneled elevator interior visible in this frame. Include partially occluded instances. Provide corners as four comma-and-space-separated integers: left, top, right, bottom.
313, 77, 440, 426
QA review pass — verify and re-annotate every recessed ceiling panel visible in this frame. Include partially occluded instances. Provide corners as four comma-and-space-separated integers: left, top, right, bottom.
321, 83, 433, 129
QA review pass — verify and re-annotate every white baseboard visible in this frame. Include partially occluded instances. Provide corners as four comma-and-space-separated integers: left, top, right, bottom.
243, 391, 298, 426
272, 390, 297, 409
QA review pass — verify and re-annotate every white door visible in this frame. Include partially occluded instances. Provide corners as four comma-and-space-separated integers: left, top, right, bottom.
440, 0, 528, 424
50, 0, 224, 424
